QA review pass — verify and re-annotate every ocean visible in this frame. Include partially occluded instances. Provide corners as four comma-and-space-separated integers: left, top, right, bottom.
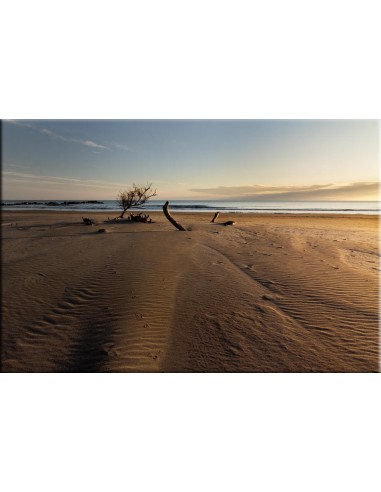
0, 200, 379, 214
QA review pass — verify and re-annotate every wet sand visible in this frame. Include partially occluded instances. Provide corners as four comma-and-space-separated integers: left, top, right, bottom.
1, 210, 379, 372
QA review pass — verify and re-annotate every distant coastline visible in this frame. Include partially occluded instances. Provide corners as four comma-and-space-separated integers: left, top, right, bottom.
0, 200, 104, 206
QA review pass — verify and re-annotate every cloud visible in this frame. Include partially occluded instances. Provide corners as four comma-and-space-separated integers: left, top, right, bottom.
190, 182, 380, 200
6, 120, 136, 153
76, 139, 108, 149
5, 163, 31, 169
5, 120, 34, 129
39, 128, 109, 150
40, 128, 55, 136
190, 184, 332, 195
3, 171, 126, 190
5, 120, 109, 151
111, 142, 132, 151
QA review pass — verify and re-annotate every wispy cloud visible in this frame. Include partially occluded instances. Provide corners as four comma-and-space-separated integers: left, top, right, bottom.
6, 120, 133, 152
79, 139, 108, 150
3, 171, 127, 190
5, 120, 109, 150
111, 142, 133, 151
40, 128, 55, 136
191, 184, 332, 195
39, 127, 109, 150
5, 163, 31, 169
190, 182, 380, 200
5, 120, 34, 129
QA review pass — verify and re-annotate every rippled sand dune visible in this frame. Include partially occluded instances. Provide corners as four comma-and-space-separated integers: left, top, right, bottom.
1, 211, 379, 372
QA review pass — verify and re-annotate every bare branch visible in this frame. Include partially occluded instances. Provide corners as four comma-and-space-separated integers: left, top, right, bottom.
112, 183, 157, 220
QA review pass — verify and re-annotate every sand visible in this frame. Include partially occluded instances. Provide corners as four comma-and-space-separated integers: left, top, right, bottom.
1, 210, 379, 372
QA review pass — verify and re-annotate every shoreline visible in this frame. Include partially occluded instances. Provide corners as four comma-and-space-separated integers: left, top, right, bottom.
2, 209, 379, 218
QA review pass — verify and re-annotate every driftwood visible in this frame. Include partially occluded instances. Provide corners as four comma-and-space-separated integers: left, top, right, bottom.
82, 216, 94, 225
211, 212, 220, 223
107, 213, 152, 223
163, 201, 186, 231
162, 204, 235, 230
210, 212, 236, 226
127, 212, 152, 223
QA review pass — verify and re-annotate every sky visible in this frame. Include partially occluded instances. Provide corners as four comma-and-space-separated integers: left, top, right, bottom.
2, 119, 379, 201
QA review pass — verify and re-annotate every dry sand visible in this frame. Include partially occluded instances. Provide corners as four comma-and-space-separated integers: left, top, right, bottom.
1, 210, 379, 372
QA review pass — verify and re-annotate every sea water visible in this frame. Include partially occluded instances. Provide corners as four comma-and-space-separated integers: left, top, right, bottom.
1, 200, 379, 214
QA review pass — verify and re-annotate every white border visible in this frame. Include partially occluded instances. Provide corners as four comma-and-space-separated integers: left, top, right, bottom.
1, 1, 380, 491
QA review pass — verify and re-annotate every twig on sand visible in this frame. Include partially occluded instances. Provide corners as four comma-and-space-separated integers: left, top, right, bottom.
211, 212, 220, 223
82, 217, 94, 225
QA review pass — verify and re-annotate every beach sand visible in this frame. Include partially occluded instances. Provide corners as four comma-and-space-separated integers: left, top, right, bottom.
1, 210, 379, 372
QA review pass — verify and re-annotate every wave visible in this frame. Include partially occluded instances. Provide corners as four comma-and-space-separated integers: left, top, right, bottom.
160, 204, 211, 209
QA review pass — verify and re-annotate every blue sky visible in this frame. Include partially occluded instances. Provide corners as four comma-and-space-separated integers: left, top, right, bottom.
2, 119, 379, 200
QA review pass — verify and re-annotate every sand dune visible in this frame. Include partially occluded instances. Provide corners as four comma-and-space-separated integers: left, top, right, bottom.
1, 211, 379, 372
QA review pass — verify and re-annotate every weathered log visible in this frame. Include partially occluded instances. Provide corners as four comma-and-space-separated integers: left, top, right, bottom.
211, 212, 220, 223
163, 201, 186, 231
